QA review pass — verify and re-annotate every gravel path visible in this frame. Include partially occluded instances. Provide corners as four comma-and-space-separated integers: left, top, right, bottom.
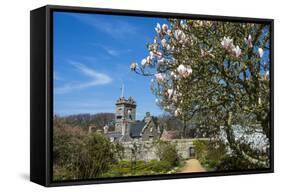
180, 159, 206, 173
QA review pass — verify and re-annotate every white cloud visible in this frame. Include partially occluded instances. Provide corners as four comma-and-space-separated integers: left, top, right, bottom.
106, 48, 120, 56
55, 61, 112, 94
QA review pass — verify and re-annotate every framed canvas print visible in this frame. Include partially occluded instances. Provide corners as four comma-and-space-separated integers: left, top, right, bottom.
30, 5, 274, 187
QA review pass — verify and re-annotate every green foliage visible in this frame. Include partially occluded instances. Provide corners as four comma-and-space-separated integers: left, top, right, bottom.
148, 159, 172, 173
193, 139, 226, 170
154, 140, 180, 166
53, 129, 124, 181
102, 160, 174, 177
193, 140, 208, 161
216, 154, 264, 171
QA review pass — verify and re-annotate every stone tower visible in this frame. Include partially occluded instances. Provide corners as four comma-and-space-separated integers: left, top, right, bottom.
115, 96, 136, 135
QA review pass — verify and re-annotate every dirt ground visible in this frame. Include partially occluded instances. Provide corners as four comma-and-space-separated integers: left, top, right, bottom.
180, 159, 206, 173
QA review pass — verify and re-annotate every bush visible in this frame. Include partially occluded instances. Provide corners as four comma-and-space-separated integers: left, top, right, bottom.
102, 159, 174, 177
154, 140, 180, 166
193, 139, 226, 170
53, 131, 124, 180
216, 154, 264, 171
148, 160, 172, 173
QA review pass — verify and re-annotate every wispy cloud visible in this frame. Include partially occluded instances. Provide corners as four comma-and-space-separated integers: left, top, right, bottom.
92, 43, 132, 57
55, 61, 112, 94
71, 14, 138, 39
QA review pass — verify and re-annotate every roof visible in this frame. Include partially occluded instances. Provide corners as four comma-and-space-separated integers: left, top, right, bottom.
129, 122, 146, 138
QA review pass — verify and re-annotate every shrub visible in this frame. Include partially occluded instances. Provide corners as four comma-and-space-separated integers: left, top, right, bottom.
53, 131, 124, 180
193, 139, 226, 170
148, 160, 172, 173
154, 140, 180, 166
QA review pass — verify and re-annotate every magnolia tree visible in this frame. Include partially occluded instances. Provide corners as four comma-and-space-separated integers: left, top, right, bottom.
130, 19, 270, 167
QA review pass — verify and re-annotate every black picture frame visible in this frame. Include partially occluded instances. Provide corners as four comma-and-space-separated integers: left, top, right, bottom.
30, 4, 274, 187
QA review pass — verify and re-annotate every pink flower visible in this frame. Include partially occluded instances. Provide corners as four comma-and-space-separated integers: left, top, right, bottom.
155, 23, 161, 34
177, 64, 192, 78
244, 35, 253, 48
155, 73, 164, 82
221, 36, 234, 50
232, 45, 242, 58
161, 39, 167, 47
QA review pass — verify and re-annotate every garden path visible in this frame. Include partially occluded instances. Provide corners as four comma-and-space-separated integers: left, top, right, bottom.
180, 159, 206, 173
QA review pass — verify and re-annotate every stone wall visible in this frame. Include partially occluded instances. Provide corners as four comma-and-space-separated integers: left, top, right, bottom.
120, 138, 209, 161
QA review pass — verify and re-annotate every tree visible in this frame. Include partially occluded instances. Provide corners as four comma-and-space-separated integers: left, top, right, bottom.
53, 125, 124, 180
130, 20, 270, 167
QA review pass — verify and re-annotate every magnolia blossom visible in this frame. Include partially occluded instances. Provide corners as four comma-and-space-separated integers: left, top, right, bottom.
244, 35, 253, 48
167, 89, 174, 99
174, 29, 187, 44
162, 24, 168, 32
155, 23, 161, 34
166, 44, 171, 51
221, 36, 242, 58
157, 58, 165, 66
180, 20, 188, 29
155, 73, 164, 82
221, 36, 234, 50
149, 51, 155, 59
161, 39, 167, 47
130, 63, 138, 71
167, 30, 172, 36
258, 48, 264, 58
141, 58, 147, 66
232, 45, 242, 58
177, 64, 192, 78
174, 108, 181, 117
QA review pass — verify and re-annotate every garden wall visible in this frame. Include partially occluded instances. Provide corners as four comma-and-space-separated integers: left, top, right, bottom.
121, 138, 209, 161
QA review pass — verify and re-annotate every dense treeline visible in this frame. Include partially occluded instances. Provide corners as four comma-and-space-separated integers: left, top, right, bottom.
54, 113, 115, 131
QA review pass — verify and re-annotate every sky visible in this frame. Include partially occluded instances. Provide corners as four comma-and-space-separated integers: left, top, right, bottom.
53, 11, 167, 119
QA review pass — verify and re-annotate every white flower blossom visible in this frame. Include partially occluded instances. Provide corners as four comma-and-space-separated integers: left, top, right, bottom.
232, 45, 242, 58
167, 89, 174, 99
258, 48, 264, 58
161, 39, 167, 47
180, 20, 186, 28
166, 44, 171, 51
162, 24, 168, 32
167, 30, 172, 36
155, 73, 164, 82
155, 23, 161, 34
174, 29, 186, 43
141, 58, 147, 66
174, 108, 181, 117
156, 51, 163, 59
149, 51, 155, 59
130, 63, 138, 71
146, 56, 152, 64
177, 64, 192, 78
221, 36, 234, 50
244, 35, 253, 48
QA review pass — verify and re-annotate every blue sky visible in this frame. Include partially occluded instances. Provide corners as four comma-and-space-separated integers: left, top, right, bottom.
53, 11, 167, 119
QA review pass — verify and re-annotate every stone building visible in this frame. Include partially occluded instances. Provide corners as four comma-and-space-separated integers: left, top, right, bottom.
105, 95, 161, 142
